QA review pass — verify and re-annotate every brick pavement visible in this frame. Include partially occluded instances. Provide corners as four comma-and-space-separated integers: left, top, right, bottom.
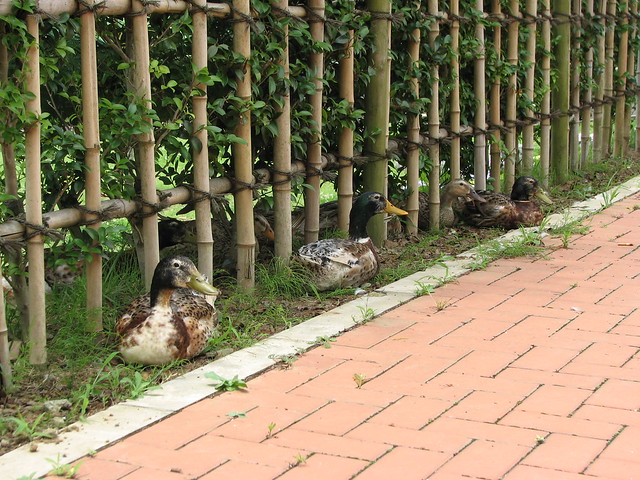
41, 193, 640, 479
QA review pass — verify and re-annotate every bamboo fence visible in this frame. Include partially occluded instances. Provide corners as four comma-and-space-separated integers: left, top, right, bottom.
0, 0, 638, 369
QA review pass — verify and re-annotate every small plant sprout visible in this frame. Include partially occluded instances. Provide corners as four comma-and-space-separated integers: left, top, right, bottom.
46, 456, 83, 479
356, 305, 376, 323
269, 353, 298, 369
414, 281, 435, 296
292, 453, 307, 466
205, 372, 248, 392
7, 413, 53, 441
434, 297, 450, 311
313, 336, 336, 348
353, 373, 367, 388
536, 435, 545, 444
227, 411, 247, 419
266, 422, 276, 438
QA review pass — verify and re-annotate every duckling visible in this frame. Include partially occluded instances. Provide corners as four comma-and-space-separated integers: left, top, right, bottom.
456, 175, 553, 229
415, 179, 487, 230
297, 192, 408, 291
116, 255, 220, 365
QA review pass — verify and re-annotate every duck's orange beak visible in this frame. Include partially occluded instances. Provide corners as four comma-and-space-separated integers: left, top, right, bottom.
384, 200, 408, 216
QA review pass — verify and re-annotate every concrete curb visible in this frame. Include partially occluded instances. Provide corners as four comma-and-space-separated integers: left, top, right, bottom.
2, 175, 640, 479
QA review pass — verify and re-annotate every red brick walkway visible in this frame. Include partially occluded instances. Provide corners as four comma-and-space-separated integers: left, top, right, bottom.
52, 194, 640, 480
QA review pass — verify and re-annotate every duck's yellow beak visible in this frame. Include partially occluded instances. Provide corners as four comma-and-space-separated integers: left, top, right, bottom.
384, 200, 408, 216
535, 189, 553, 204
188, 274, 220, 296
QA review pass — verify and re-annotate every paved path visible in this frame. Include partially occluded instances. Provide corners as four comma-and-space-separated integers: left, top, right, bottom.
36, 192, 640, 479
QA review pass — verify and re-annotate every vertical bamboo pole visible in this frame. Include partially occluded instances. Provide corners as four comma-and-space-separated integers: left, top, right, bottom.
540, 0, 551, 185
192, 0, 214, 284
450, 0, 461, 182
0, 27, 18, 200
337, 30, 354, 232
582, 0, 595, 165
304, 0, 325, 244
593, 0, 607, 162
602, 0, 616, 158
0, 263, 10, 390
271, 0, 292, 260
364, 0, 391, 244
551, 0, 570, 184
80, 2, 103, 331
489, 0, 502, 192
624, 0, 636, 150
569, 0, 581, 170
504, 0, 519, 191
131, 1, 159, 288
406, 2, 421, 235
522, 0, 536, 174
25, 14, 47, 365
233, 0, 256, 287
473, 0, 487, 189
613, 0, 629, 157
427, 0, 440, 230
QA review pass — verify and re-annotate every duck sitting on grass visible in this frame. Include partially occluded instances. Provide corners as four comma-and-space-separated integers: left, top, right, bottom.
415, 179, 487, 230
116, 256, 220, 365
297, 192, 408, 291
456, 175, 553, 229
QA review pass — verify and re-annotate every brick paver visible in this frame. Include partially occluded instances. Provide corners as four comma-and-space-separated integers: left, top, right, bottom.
44, 193, 640, 479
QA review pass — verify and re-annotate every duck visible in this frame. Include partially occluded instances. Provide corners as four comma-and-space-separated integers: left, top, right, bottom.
456, 175, 553, 229
116, 255, 220, 365
297, 192, 408, 291
414, 179, 487, 230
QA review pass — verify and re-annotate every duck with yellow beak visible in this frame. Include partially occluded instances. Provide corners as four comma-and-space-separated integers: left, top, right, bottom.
297, 192, 408, 291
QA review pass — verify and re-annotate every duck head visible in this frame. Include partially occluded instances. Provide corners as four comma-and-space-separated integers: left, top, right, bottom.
511, 176, 553, 204
150, 256, 219, 304
349, 192, 408, 239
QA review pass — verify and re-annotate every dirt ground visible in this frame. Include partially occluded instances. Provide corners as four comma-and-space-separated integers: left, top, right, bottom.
1, 163, 639, 457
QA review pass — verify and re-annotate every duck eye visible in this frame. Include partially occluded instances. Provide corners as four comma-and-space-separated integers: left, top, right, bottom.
173, 261, 180, 268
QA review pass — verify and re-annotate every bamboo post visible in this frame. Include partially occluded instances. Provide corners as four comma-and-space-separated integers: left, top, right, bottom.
337, 29, 354, 233
0, 262, 11, 390
0, 26, 18, 200
489, 0, 502, 192
304, 0, 325, 244
582, 0, 595, 165
131, 1, 159, 288
406, 3, 421, 235
613, 0, 629, 157
602, 0, 616, 158
364, 0, 391, 244
551, 0, 570, 184
191, 0, 214, 284
80, 1, 103, 331
504, 0, 519, 191
473, 0, 487, 189
569, 0, 581, 170
624, 0, 636, 150
271, 0, 293, 261
427, 0, 440, 230
232, 0, 256, 288
24, 14, 47, 365
540, 0, 551, 185
450, 0, 461, 182
593, 0, 607, 163
522, 0, 537, 174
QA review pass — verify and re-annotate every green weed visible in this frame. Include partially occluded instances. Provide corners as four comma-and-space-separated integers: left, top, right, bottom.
205, 372, 248, 392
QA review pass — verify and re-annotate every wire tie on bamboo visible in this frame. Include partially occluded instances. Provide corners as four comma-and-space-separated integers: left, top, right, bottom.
71, 203, 114, 225
127, 0, 160, 17
302, 5, 329, 25
184, 0, 210, 14
228, 177, 257, 194
0, 236, 24, 255
76, 0, 106, 16
14, 217, 65, 242
368, 10, 405, 26
183, 184, 213, 205
228, 5, 259, 32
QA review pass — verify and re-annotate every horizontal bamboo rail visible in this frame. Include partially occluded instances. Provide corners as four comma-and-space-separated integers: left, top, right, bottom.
0, 1, 307, 18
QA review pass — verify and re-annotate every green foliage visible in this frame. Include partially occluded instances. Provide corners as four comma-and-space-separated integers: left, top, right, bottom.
205, 372, 248, 392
